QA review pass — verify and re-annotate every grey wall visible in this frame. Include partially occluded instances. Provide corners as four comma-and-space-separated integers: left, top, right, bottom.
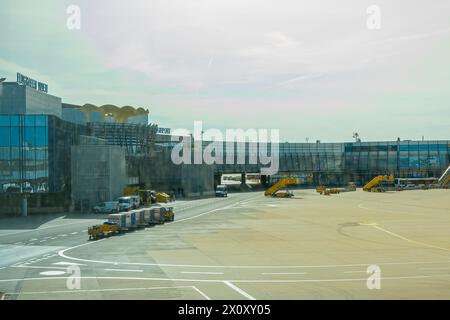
0, 83, 26, 114
0, 82, 61, 117
25, 86, 61, 117
126, 149, 215, 198
71, 145, 127, 211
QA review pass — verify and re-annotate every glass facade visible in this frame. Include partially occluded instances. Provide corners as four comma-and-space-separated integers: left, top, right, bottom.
89, 122, 158, 155
0, 115, 88, 193
0, 115, 49, 193
211, 140, 450, 185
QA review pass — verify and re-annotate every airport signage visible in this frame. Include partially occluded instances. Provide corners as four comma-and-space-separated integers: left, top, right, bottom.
17, 72, 48, 93
158, 127, 171, 134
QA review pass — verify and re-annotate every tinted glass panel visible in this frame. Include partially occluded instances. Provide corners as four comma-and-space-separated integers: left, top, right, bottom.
24, 127, 35, 146
0, 116, 10, 126
35, 116, 48, 126
35, 127, 47, 146
10, 127, 20, 146
24, 115, 35, 126
0, 127, 10, 146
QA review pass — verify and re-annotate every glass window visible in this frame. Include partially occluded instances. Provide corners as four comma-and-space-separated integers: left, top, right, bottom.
36, 149, 47, 161
25, 115, 35, 126
0, 147, 10, 160
10, 127, 20, 146
35, 116, 48, 126
10, 147, 20, 160
24, 127, 35, 146
0, 116, 10, 126
0, 127, 10, 146
35, 127, 47, 146
10, 116, 20, 126
409, 155, 419, 169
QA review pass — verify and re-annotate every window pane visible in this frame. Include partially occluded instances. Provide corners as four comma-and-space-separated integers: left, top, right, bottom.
25, 115, 35, 126
10, 127, 20, 146
24, 126, 35, 146
35, 115, 48, 126
0, 127, 10, 146
10, 116, 20, 126
35, 127, 47, 146
0, 147, 10, 160
0, 116, 10, 126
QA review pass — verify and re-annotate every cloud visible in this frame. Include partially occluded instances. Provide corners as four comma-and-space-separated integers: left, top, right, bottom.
277, 73, 324, 86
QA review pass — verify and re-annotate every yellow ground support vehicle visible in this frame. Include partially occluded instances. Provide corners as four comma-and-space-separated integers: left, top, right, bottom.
139, 190, 156, 205
316, 186, 326, 194
88, 222, 119, 240
264, 178, 300, 198
346, 182, 357, 191
163, 207, 175, 222
363, 175, 394, 192
123, 187, 157, 205
156, 192, 171, 203
123, 186, 139, 197
328, 188, 340, 194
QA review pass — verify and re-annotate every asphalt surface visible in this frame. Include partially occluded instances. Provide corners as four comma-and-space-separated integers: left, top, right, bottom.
1, 189, 450, 300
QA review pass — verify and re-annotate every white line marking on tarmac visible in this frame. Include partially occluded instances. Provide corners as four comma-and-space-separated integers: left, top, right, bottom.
58, 240, 450, 269
40, 271, 66, 276
5, 286, 194, 296
0, 274, 439, 284
261, 272, 307, 275
12, 265, 68, 270
104, 268, 144, 273
53, 262, 85, 266
372, 225, 450, 252
192, 286, 212, 300
182, 271, 224, 275
0, 220, 99, 238
419, 267, 450, 271
223, 281, 256, 300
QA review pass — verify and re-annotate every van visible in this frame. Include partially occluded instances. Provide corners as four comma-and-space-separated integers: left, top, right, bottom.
118, 196, 133, 211
92, 201, 119, 214
215, 185, 228, 197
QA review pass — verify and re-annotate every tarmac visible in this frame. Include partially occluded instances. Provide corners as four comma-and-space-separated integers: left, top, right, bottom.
1, 188, 450, 299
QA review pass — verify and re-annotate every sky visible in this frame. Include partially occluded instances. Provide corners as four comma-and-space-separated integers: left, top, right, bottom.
0, 0, 449, 142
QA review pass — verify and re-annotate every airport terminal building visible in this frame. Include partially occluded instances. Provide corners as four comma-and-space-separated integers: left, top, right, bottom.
0, 72, 449, 213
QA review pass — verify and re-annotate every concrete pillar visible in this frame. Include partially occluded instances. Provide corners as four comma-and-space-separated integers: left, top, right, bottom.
21, 196, 28, 217
241, 173, 246, 186
36, 194, 41, 208
214, 174, 222, 189
260, 175, 267, 187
